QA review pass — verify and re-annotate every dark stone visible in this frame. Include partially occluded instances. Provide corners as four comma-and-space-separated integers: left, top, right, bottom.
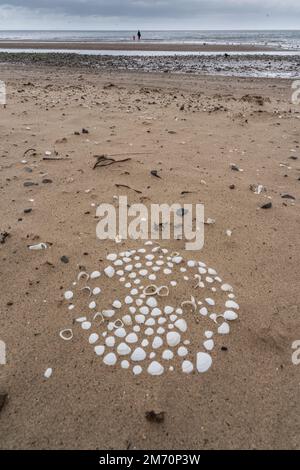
261, 202, 272, 209
60, 255, 69, 264
150, 170, 161, 179
281, 193, 295, 200
42, 178, 53, 184
24, 208, 32, 214
24, 181, 37, 187
145, 410, 165, 423
82, 128, 89, 134
0, 231, 10, 244
229, 184, 235, 189
221, 346, 228, 351
0, 394, 7, 413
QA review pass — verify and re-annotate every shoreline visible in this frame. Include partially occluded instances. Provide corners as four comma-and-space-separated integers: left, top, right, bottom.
0, 41, 277, 52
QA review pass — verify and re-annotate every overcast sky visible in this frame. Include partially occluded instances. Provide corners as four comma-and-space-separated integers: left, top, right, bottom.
0, 1, 299, 30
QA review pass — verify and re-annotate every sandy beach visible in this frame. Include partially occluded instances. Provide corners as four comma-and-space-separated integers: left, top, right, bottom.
0, 41, 275, 52
0, 60, 299, 450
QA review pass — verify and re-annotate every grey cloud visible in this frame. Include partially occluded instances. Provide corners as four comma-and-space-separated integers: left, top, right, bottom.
1, 0, 300, 20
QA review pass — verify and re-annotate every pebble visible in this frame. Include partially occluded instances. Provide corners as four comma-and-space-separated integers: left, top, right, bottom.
147, 361, 164, 376
166, 331, 181, 347
44, 368, 52, 379
131, 347, 146, 361
103, 353, 117, 366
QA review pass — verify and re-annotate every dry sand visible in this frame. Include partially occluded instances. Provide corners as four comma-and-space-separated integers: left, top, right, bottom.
0, 62, 300, 449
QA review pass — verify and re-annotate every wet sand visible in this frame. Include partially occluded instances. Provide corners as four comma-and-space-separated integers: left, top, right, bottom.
0, 63, 299, 450
0, 41, 275, 52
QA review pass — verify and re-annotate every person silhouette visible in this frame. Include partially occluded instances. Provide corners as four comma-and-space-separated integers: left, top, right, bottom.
137, 30, 141, 41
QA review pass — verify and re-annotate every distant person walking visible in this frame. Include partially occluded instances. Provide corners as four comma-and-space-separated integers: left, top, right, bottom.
137, 30, 141, 41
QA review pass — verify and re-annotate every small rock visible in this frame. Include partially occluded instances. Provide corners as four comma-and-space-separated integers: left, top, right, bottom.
229, 184, 235, 189
145, 410, 165, 423
24, 208, 32, 214
82, 128, 89, 134
150, 170, 161, 179
281, 193, 295, 200
42, 178, 52, 184
24, 181, 38, 187
260, 202, 272, 209
0, 394, 7, 413
60, 255, 69, 264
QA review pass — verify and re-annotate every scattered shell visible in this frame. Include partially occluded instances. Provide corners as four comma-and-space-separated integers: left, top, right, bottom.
166, 331, 181, 347
162, 349, 174, 360
77, 271, 89, 281
218, 322, 230, 334
112, 300, 122, 309
177, 346, 188, 357
223, 310, 238, 321
174, 319, 187, 333
203, 339, 214, 351
196, 352, 212, 373
182, 361, 193, 373
89, 333, 99, 344
104, 266, 115, 278
152, 336, 163, 349
147, 361, 164, 376
90, 271, 101, 279
59, 329, 73, 341
94, 345, 105, 356
117, 343, 131, 356
122, 315, 132, 326
131, 347, 146, 362
133, 365, 143, 375
64, 291, 73, 300
103, 353, 117, 366
44, 368, 52, 379
105, 336, 115, 347
29, 243, 47, 250
102, 310, 115, 318
225, 300, 239, 310
221, 283, 233, 292
121, 360, 130, 369
126, 333, 138, 344
146, 297, 157, 308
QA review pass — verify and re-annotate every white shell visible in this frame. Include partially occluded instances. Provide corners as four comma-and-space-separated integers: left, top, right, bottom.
164, 306, 174, 315
114, 328, 126, 338
203, 339, 214, 351
131, 347, 146, 361
135, 314, 145, 324
103, 352, 117, 366
93, 287, 101, 295
102, 309, 115, 318
145, 318, 155, 326
157, 327, 165, 334
205, 298, 215, 306
122, 315, 132, 326
107, 253, 117, 261
147, 361, 164, 376
89, 333, 99, 344
177, 346, 188, 357
146, 297, 157, 308
145, 327, 154, 336
95, 345, 105, 356
89, 301, 96, 309
152, 336, 163, 349
104, 266, 115, 278
125, 296, 133, 304
218, 322, 230, 334
182, 361, 194, 373
64, 291, 73, 300
121, 360, 130, 369
90, 271, 101, 279
199, 307, 208, 316
126, 333, 138, 344
225, 300, 239, 310
221, 283, 233, 292
140, 306, 149, 315
105, 336, 115, 347
196, 352, 212, 373
151, 308, 161, 317
133, 365, 143, 375
112, 300, 122, 309
44, 368, 52, 379
166, 331, 181, 347
117, 342, 131, 356
174, 319, 187, 333
223, 310, 238, 321
81, 321, 91, 330
162, 349, 173, 360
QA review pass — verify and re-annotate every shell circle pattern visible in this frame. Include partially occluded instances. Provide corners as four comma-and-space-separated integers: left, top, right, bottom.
62, 241, 239, 376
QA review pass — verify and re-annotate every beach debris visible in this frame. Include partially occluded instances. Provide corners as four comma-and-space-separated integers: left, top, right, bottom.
0, 394, 8, 414
226, 230, 232, 237
93, 155, 131, 169
281, 193, 295, 200
77, 271, 89, 281
60, 255, 69, 264
59, 329, 73, 341
145, 410, 165, 423
0, 231, 10, 244
64, 291, 73, 300
260, 202, 272, 209
115, 184, 142, 194
181, 296, 197, 312
249, 184, 265, 194
230, 164, 243, 172
44, 368, 53, 379
22, 148, 36, 159
28, 243, 48, 250
150, 169, 161, 178
205, 218, 215, 225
